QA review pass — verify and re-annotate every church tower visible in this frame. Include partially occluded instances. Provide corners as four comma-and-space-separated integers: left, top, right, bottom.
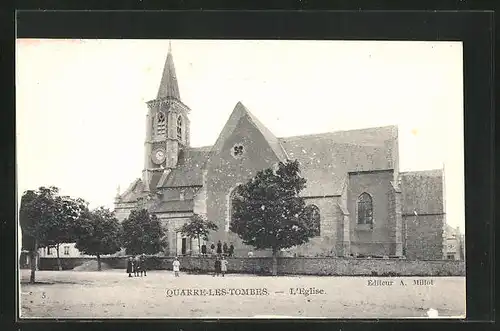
142, 42, 191, 192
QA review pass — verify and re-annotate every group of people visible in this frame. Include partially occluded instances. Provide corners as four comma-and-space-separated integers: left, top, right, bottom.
126, 254, 147, 277
125, 240, 234, 278
201, 240, 234, 257
171, 254, 229, 277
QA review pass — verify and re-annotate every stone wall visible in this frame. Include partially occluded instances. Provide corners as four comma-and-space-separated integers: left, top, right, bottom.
404, 214, 445, 260
347, 170, 395, 256
288, 196, 339, 257
39, 256, 465, 276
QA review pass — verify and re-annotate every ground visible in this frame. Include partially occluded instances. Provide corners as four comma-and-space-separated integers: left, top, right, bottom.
20, 269, 465, 319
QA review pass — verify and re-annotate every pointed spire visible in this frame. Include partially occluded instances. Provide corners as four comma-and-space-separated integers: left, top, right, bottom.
157, 41, 181, 100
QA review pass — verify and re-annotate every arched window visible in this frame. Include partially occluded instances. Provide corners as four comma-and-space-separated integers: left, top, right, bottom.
156, 112, 166, 136
357, 192, 373, 225
304, 204, 321, 236
227, 185, 242, 232
176, 115, 183, 140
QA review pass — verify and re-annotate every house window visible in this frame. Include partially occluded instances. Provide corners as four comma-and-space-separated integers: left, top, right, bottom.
47, 247, 52, 255
64, 246, 70, 256
156, 112, 167, 136
176, 115, 183, 140
447, 254, 455, 260
304, 204, 321, 236
179, 190, 185, 201
357, 192, 373, 225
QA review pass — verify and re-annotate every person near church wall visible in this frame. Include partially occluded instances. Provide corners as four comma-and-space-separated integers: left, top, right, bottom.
126, 257, 134, 277
140, 253, 147, 276
133, 255, 141, 277
201, 243, 207, 256
173, 257, 180, 277
210, 243, 216, 256
221, 255, 228, 277
216, 241, 222, 255
229, 243, 235, 257
223, 242, 228, 255
213, 256, 221, 277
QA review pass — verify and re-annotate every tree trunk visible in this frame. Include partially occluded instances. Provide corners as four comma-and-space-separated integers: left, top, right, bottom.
272, 247, 278, 276
29, 239, 38, 284
56, 243, 62, 271
97, 254, 101, 271
198, 235, 201, 256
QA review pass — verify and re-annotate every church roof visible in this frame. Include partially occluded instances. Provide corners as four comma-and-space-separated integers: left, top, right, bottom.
157, 146, 211, 188
244, 104, 288, 162
150, 199, 195, 213
156, 113, 397, 197
400, 169, 444, 215
279, 126, 397, 196
205, 102, 288, 165
156, 43, 181, 100
118, 178, 146, 203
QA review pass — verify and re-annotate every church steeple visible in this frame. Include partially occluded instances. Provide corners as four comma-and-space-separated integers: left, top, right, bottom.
157, 41, 181, 100
143, 41, 191, 192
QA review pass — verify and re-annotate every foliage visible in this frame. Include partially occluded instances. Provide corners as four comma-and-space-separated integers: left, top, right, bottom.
74, 206, 122, 260
179, 214, 218, 254
230, 160, 319, 274
230, 160, 318, 251
179, 214, 218, 242
121, 209, 165, 255
19, 186, 87, 248
19, 186, 88, 280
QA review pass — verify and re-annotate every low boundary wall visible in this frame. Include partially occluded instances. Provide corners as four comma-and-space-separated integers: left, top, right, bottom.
37, 256, 465, 276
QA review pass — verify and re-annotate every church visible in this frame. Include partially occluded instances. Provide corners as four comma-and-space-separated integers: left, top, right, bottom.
114, 45, 447, 260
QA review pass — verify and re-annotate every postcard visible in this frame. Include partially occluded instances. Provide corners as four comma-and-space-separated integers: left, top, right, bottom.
17, 39, 465, 319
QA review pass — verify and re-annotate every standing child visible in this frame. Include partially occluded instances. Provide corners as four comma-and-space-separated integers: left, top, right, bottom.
140, 253, 147, 276
134, 255, 141, 277
173, 257, 180, 277
216, 241, 222, 255
221, 256, 228, 277
213, 256, 221, 277
126, 257, 134, 277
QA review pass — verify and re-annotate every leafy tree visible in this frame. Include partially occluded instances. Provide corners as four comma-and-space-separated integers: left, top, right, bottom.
19, 186, 86, 281
122, 209, 165, 255
46, 195, 87, 270
74, 207, 122, 271
230, 160, 319, 275
179, 214, 218, 255
19, 188, 49, 283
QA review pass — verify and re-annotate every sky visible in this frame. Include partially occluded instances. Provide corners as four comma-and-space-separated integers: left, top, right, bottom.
16, 39, 465, 232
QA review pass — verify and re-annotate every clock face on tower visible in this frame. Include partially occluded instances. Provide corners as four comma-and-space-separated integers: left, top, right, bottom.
152, 148, 166, 165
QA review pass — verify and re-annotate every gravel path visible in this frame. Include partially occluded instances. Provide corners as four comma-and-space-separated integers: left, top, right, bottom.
20, 269, 465, 319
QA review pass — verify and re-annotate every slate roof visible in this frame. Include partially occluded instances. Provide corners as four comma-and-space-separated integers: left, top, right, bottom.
400, 169, 444, 215
150, 199, 195, 213
279, 126, 397, 196
244, 104, 288, 161
156, 46, 181, 100
156, 146, 211, 188
118, 178, 146, 203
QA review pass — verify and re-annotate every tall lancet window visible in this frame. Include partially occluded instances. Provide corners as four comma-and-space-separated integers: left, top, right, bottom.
176, 115, 183, 140
357, 192, 373, 225
227, 185, 242, 232
156, 112, 166, 136
304, 204, 321, 236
